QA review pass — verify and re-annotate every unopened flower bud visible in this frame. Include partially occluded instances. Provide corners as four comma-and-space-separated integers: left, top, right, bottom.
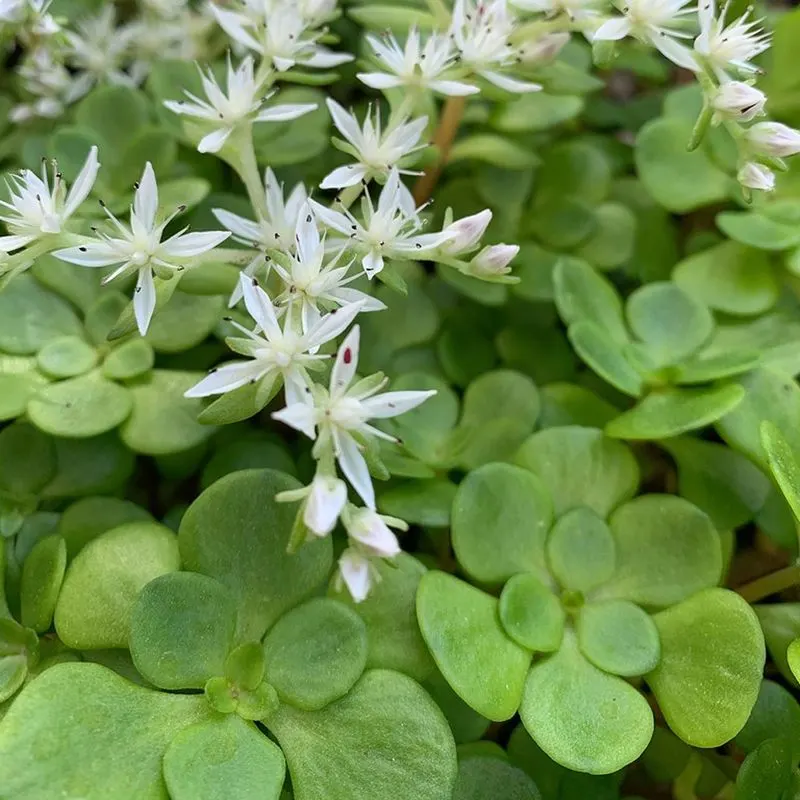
520, 32, 571, 64
746, 122, 800, 158
470, 244, 519, 276
712, 81, 766, 123
304, 474, 347, 537
443, 209, 492, 255
345, 508, 403, 558
737, 161, 775, 192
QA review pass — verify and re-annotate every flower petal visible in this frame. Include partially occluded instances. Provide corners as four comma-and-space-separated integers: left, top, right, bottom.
306, 300, 364, 351
63, 145, 100, 218
198, 127, 233, 154
429, 79, 481, 96
309, 200, 354, 237
356, 72, 404, 90
184, 360, 267, 397
593, 17, 632, 40
272, 402, 317, 439
159, 230, 230, 258
330, 324, 360, 396
0, 234, 36, 252
134, 162, 159, 232
53, 242, 125, 267
212, 208, 262, 242
362, 389, 437, 419
256, 103, 317, 123
480, 70, 542, 94
320, 164, 369, 190
304, 475, 347, 536
240, 274, 282, 339
325, 98, 363, 146
652, 34, 699, 71
338, 549, 371, 603
361, 249, 384, 277
134, 267, 157, 336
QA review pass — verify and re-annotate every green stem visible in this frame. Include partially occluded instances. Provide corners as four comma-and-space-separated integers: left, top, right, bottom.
230, 126, 269, 222
424, 0, 451, 27
737, 564, 800, 603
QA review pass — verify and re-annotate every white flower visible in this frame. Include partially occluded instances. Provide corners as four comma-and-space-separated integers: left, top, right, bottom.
336, 549, 375, 602
470, 243, 519, 276
164, 56, 317, 154
518, 32, 572, 63
442, 209, 492, 255
344, 507, 404, 558
0, 0, 59, 34
272, 325, 436, 508
737, 162, 774, 192
53, 163, 230, 335
310, 169, 453, 278
451, 0, 542, 93
185, 273, 363, 404
694, 0, 770, 80
321, 99, 429, 190
276, 472, 348, 537
0, 146, 99, 253
210, 2, 352, 71
711, 81, 766, 122
271, 202, 386, 332
357, 28, 479, 97
746, 122, 800, 159
593, 0, 698, 71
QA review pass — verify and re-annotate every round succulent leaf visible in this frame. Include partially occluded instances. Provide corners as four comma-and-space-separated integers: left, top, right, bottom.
453, 756, 542, 800
179, 469, 332, 642
575, 202, 637, 270
417, 572, 532, 721
20, 535, 67, 634
84, 292, 129, 345
452, 463, 552, 585
535, 141, 612, 205
268, 669, 458, 800
263, 597, 367, 711
626, 282, 713, 364
577, 600, 660, 677
673, 242, 778, 316
224, 642, 265, 691
129, 572, 238, 690
36, 336, 98, 379
674, 349, 761, 385
737, 680, 800, 759
605, 384, 745, 441
546, 507, 616, 592
519, 633, 654, 774
567, 321, 643, 398
788, 638, 800, 684
379, 479, 457, 528
163, 715, 286, 800
735, 738, 793, 800
755, 603, 800, 687
646, 588, 765, 747
145, 292, 225, 354
54, 521, 180, 650
717, 210, 800, 251
102, 339, 155, 380
0, 371, 46, 422
499, 573, 565, 653
0, 654, 27, 704
515, 426, 639, 519
0, 662, 212, 800
538, 382, 619, 430
329, 552, 434, 682
28, 371, 133, 438
424, 669, 491, 745
0, 422, 56, 497
459, 369, 540, 429
599, 495, 721, 608
761, 421, 800, 523
529, 195, 597, 251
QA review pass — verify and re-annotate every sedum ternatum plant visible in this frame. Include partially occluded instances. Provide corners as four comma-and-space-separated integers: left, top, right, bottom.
3, 0, 800, 798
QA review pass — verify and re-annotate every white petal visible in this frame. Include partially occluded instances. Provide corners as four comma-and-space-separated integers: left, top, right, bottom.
361, 249, 384, 277
348, 509, 401, 557
302, 50, 353, 68
134, 163, 159, 231
198, 127, 233, 154
212, 208, 262, 242
309, 200, 354, 237
356, 72, 404, 90
651, 35, 699, 71
295, 201, 320, 264
306, 300, 364, 350
335, 431, 375, 509
160, 230, 230, 258
240, 275, 282, 339
429, 79, 480, 96
256, 103, 317, 123
320, 164, 369, 190
304, 475, 347, 536
184, 360, 266, 397
362, 389, 437, 419
134, 268, 157, 336
272, 402, 317, 439
330, 324, 360, 395
63, 145, 99, 218
0, 234, 36, 252
480, 70, 542, 94
338, 549, 371, 603
53, 242, 125, 267
210, 4, 261, 52
325, 98, 363, 146
329, 287, 386, 312
593, 17, 632, 40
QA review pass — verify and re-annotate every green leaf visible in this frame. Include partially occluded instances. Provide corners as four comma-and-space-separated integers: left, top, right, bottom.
103, 340, 155, 380
158, 178, 211, 212
20, 535, 67, 633
575, 203, 637, 270
58, 497, 152, 559
113, 128, 176, 192
164, 715, 286, 800
538, 382, 619, 429
425, 669, 491, 745
568, 321, 643, 398
498, 573, 565, 653
761, 421, 800, 523
577, 600, 660, 677
36, 336, 98, 379
0, 662, 211, 800
452, 756, 542, 800
449, 135, 539, 169
54, 522, 180, 650
0, 422, 56, 497
129, 572, 238, 690
737, 680, 800, 758
647, 589, 765, 747
417, 572, 532, 721
528, 195, 596, 250
515, 426, 639, 518
493, 92, 583, 133
756, 603, 800, 687
263, 597, 367, 711
452, 463, 552, 585
347, 4, 437, 29
179, 470, 332, 642
379, 480, 457, 527
535, 141, 612, 204
599, 495, 721, 608
121, 370, 213, 455
546, 507, 616, 592
673, 350, 760, 385
734, 738, 793, 800
673, 242, 779, 316
626, 282, 713, 364
269, 669, 457, 800
519, 633, 653, 774
28, 371, 133, 438
0, 372, 43, 422
329, 553, 434, 682
717, 210, 800, 251
75, 84, 150, 150
606, 384, 745, 440
146, 292, 225, 354
197, 381, 273, 426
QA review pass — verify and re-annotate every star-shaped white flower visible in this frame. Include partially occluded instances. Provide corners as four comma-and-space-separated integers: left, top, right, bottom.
271, 202, 386, 333
272, 325, 436, 508
185, 273, 364, 405
310, 169, 453, 278
164, 55, 317, 153
321, 99, 429, 190
694, 0, 770, 80
451, 0, 542, 93
593, 0, 698, 71
53, 162, 230, 335
357, 28, 479, 97
0, 146, 99, 253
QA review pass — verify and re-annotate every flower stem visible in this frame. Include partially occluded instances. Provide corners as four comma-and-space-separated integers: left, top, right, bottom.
736, 564, 800, 603
413, 95, 467, 206
230, 127, 269, 222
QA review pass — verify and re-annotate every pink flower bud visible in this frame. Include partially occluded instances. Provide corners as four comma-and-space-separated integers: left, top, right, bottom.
470, 244, 519, 276
737, 162, 775, 192
443, 209, 492, 255
747, 122, 800, 158
712, 81, 766, 123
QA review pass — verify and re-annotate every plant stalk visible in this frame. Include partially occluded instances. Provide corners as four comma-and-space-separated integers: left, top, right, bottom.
736, 564, 800, 603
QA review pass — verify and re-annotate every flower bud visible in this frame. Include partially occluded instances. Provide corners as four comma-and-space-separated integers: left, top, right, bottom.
470, 244, 519, 276
442, 209, 492, 255
520, 33, 571, 64
303, 474, 347, 537
712, 81, 766, 123
746, 122, 800, 158
346, 508, 401, 558
737, 161, 775, 192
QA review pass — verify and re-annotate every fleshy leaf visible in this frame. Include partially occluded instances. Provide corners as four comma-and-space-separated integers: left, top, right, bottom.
498, 573, 564, 653
761, 420, 800, 524
452, 756, 542, 800
567, 321, 643, 398
20, 535, 67, 633
734, 738, 794, 800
